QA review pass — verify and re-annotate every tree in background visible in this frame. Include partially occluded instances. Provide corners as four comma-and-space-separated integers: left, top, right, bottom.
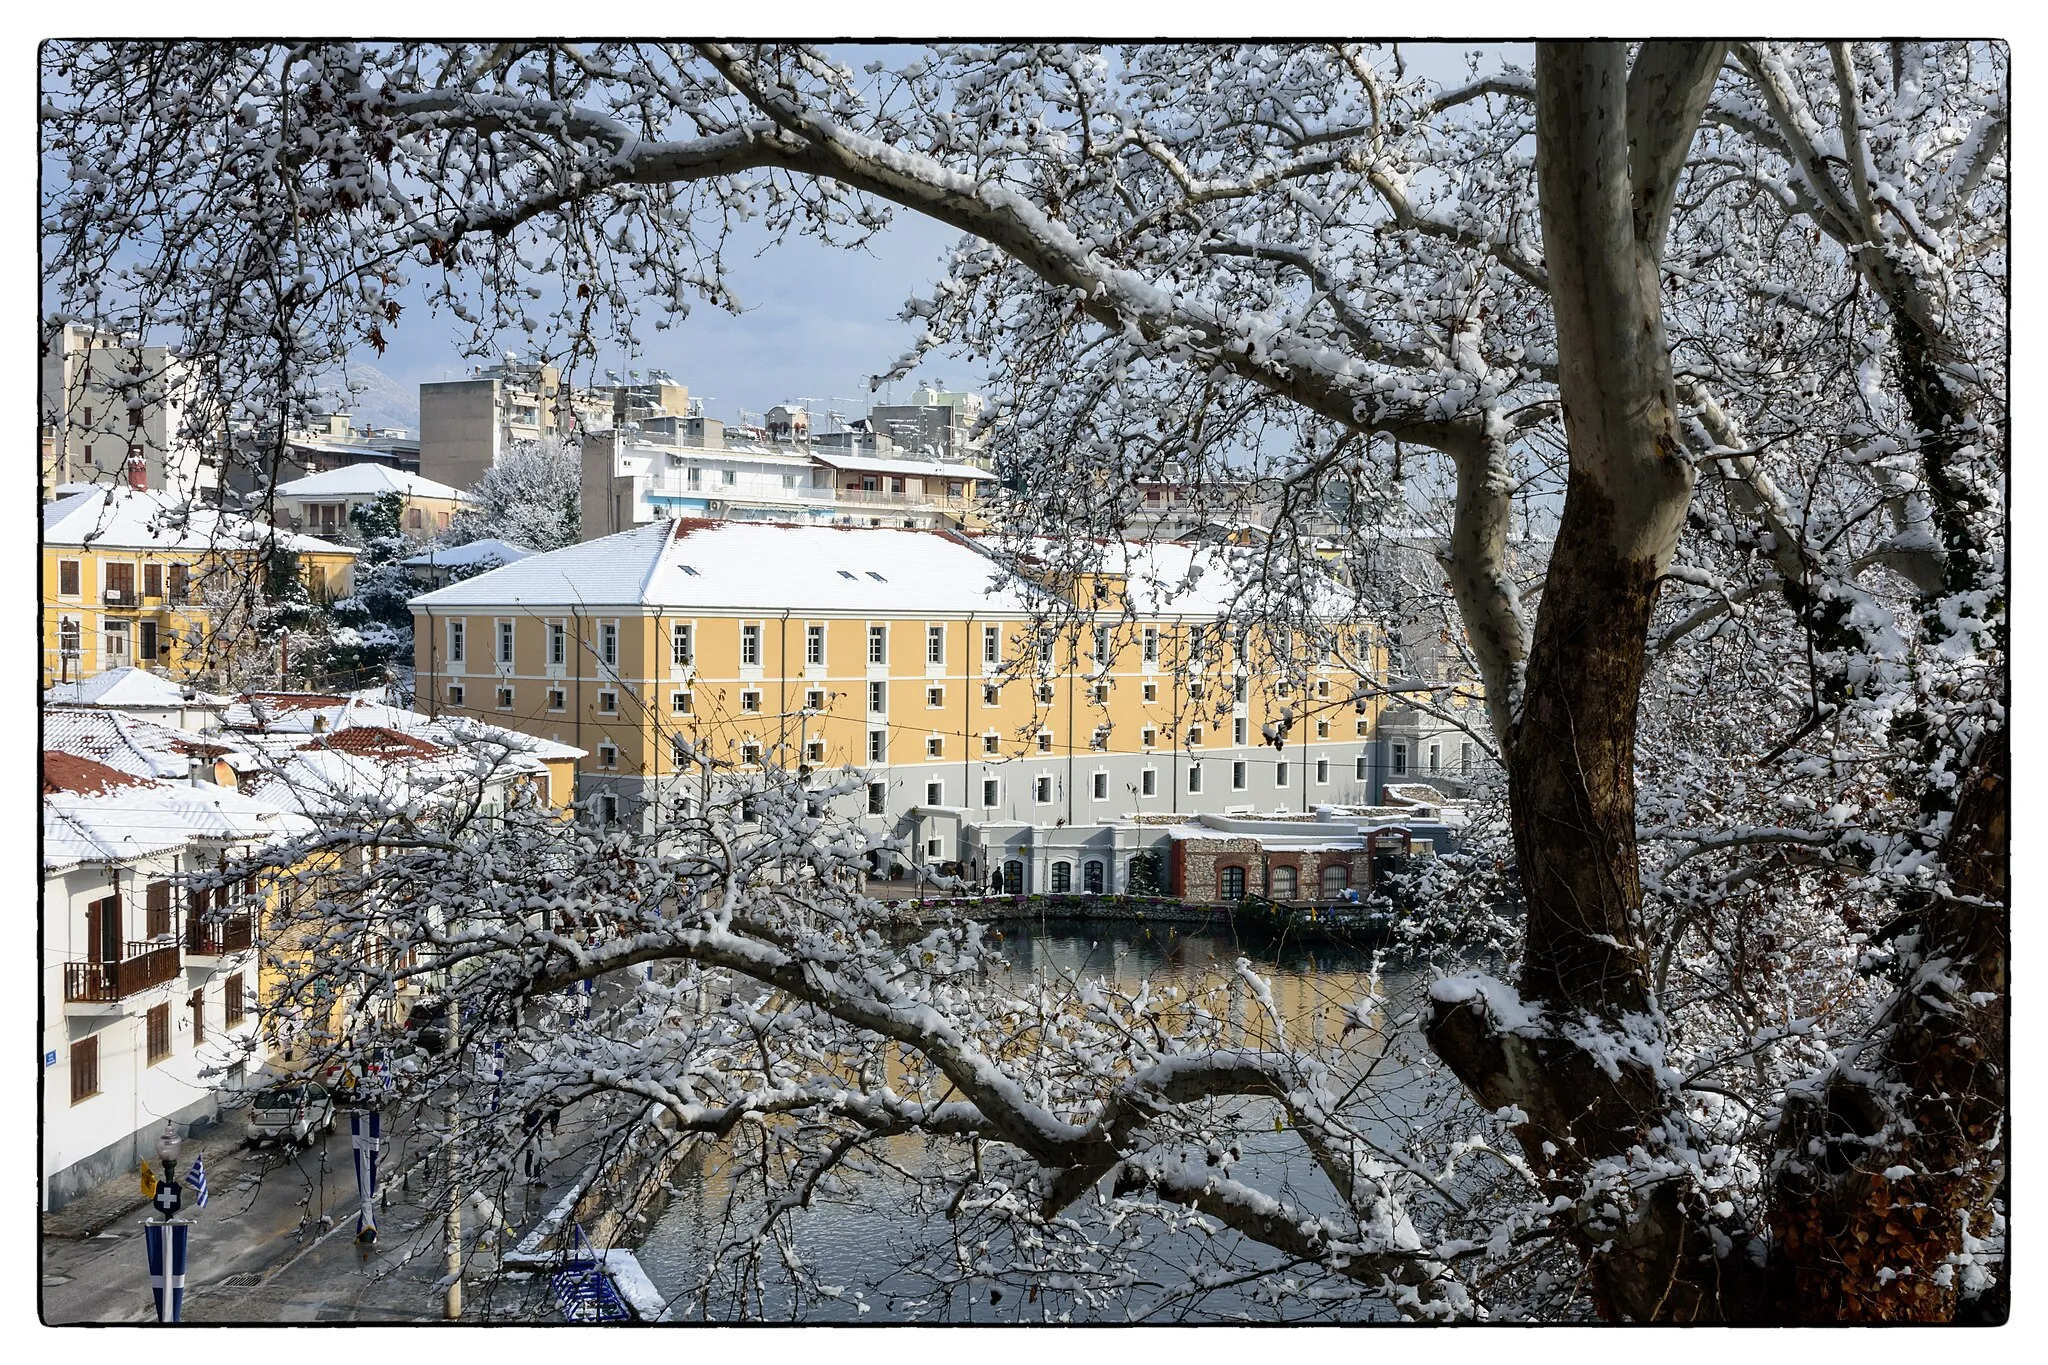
446, 436, 581, 552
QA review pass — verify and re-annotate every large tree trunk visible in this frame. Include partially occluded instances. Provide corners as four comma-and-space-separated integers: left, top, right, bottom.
1426, 40, 1755, 1321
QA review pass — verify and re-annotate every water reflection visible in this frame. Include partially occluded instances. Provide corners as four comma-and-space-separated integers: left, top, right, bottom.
636, 919, 1444, 1323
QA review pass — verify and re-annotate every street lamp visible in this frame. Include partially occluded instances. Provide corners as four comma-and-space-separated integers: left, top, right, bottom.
155, 1124, 183, 1182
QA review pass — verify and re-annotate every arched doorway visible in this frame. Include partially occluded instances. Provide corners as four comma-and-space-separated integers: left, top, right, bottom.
1003, 859, 1024, 895
1220, 865, 1247, 901
1051, 861, 1073, 892
1083, 860, 1105, 893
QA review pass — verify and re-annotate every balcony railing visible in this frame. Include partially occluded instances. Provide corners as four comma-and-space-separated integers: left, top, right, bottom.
102, 587, 137, 608
834, 488, 976, 508
63, 941, 182, 1003
186, 913, 253, 957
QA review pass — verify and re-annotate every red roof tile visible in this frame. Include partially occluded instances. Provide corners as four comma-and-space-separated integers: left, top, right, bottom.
300, 726, 445, 762
42, 751, 156, 796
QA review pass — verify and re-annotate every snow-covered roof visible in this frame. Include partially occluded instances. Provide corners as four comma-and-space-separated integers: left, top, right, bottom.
275, 464, 467, 501
43, 666, 230, 711
809, 450, 987, 481
43, 707, 250, 782
220, 689, 584, 763
43, 753, 313, 872
1006, 536, 1358, 618
399, 539, 534, 570
410, 520, 1053, 616
44, 485, 356, 556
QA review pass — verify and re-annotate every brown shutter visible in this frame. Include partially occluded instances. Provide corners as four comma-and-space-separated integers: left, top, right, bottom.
69, 1037, 99, 1105
224, 972, 246, 1028
146, 1004, 171, 1064
146, 880, 171, 938
190, 990, 205, 1047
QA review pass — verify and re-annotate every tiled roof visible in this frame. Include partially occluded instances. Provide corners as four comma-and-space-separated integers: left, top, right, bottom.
42, 751, 151, 796
42, 708, 249, 781
44, 485, 356, 556
275, 464, 466, 501
301, 725, 445, 762
42, 756, 312, 871
43, 666, 228, 710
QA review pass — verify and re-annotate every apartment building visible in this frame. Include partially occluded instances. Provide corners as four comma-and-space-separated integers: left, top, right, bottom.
43, 486, 358, 687
273, 464, 467, 541
41, 751, 312, 1209
419, 358, 614, 490
40, 320, 214, 498
580, 426, 841, 538
408, 520, 1394, 886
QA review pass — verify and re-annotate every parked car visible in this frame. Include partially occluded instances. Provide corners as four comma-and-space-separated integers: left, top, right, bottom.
245, 1080, 335, 1146
403, 996, 450, 1054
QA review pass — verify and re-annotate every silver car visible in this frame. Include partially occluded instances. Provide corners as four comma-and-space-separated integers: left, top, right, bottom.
245, 1081, 336, 1146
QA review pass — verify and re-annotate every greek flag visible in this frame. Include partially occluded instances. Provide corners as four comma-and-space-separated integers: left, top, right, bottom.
351, 1111, 381, 1243
143, 1221, 189, 1323
187, 1153, 209, 1209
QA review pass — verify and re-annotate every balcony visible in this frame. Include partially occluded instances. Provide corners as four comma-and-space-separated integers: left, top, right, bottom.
835, 487, 976, 509
102, 587, 138, 609
63, 941, 182, 1003
186, 913, 253, 958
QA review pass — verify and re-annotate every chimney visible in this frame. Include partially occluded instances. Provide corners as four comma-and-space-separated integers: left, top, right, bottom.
312, 713, 328, 734
188, 756, 202, 788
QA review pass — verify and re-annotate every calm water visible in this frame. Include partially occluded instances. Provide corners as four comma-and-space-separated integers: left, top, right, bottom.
635, 919, 1448, 1323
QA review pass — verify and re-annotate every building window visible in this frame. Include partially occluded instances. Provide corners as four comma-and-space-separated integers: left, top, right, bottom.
69, 1036, 99, 1105
1233, 676, 1248, 704
449, 620, 465, 662
102, 620, 130, 664
1357, 754, 1370, 779
1084, 860, 1105, 893
806, 624, 825, 665
927, 736, 944, 758
1035, 633, 1055, 665
983, 733, 1000, 755
598, 690, 618, 713
1276, 761, 1290, 787
868, 782, 887, 815
741, 689, 761, 713
1186, 724, 1203, 746
1034, 776, 1053, 803
1036, 682, 1054, 704
1091, 724, 1110, 750
1430, 742, 1442, 774
1316, 758, 1330, 784
1091, 683, 1109, 705
225, 972, 246, 1028
868, 625, 888, 664
925, 781, 943, 805
672, 735, 692, 766
805, 687, 826, 710
448, 683, 465, 707
868, 681, 887, 714
983, 684, 1000, 707
497, 620, 515, 663
145, 879, 171, 938
1316, 719, 1330, 738
741, 742, 762, 766
1220, 865, 1246, 901
600, 794, 618, 824
1142, 627, 1159, 664
58, 618, 81, 658
58, 559, 80, 596
1188, 763, 1203, 793
143, 563, 163, 598
597, 743, 618, 768
1462, 742, 1475, 774
1141, 726, 1156, 749
1271, 865, 1298, 899
740, 623, 762, 667
167, 563, 189, 602
868, 730, 887, 764
1321, 865, 1350, 897
1036, 731, 1052, 753
983, 779, 999, 807
547, 622, 565, 665
190, 989, 206, 1047
496, 685, 514, 709
1356, 718, 1369, 737
1232, 761, 1247, 790
1051, 861, 1072, 893
1092, 625, 1110, 660
672, 622, 694, 666
927, 685, 944, 708
600, 623, 618, 667
1142, 683, 1158, 703
927, 624, 945, 664
146, 1003, 171, 1065
1092, 771, 1108, 800
671, 690, 693, 715
1233, 717, 1248, 746
982, 625, 1000, 665
548, 687, 566, 711
806, 739, 825, 762
1141, 768, 1157, 796
1392, 743, 1408, 776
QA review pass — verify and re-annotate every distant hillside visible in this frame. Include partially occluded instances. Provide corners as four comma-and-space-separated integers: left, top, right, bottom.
313, 363, 420, 434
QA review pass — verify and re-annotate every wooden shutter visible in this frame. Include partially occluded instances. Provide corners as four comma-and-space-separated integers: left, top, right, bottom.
190, 990, 205, 1046
69, 1037, 99, 1105
224, 972, 246, 1028
146, 880, 171, 938
146, 1004, 171, 1064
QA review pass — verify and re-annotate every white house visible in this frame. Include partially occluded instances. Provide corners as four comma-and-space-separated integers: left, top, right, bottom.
42, 752, 312, 1211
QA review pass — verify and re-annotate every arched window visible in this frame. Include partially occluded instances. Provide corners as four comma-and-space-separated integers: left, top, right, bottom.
1321, 864, 1350, 897
1269, 865, 1297, 899
1220, 866, 1247, 901
1003, 860, 1024, 895
1083, 860, 1105, 893
1051, 861, 1073, 892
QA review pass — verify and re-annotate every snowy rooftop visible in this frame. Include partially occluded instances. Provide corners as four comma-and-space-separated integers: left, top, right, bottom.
275, 464, 467, 502
1005, 536, 1359, 618
809, 450, 987, 481
43, 666, 230, 711
220, 690, 584, 763
399, 539, 534, 570
44, 485, 355, 556
410, 520, 1052, 615
43, 753, 312, 872
43, 707, 249, 782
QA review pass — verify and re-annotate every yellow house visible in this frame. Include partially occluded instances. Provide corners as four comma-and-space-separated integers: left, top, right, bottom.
43, 484, 357, 687
272, 463, 468, 542
409, 520, 1393, 883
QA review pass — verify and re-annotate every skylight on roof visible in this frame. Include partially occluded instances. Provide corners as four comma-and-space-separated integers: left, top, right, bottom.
837, 570, 857, 579
867, 571, 888, 582
678, 565, 700, 577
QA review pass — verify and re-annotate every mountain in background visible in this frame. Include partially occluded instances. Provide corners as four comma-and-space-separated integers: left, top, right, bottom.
313, 363, 420, 434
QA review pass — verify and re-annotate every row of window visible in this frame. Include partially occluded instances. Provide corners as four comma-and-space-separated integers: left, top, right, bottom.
68, 973, 246, 1106
446, 617, 1371, 677
54, 559, 195, 600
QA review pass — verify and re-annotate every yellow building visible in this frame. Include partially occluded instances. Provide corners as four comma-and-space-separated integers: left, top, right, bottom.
410, 520, 1394, 887
43, 485, 357, 687
273, 463, 468, 542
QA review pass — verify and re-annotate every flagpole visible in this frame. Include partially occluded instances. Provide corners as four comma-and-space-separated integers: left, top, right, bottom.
145, 1124, 189, 1323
